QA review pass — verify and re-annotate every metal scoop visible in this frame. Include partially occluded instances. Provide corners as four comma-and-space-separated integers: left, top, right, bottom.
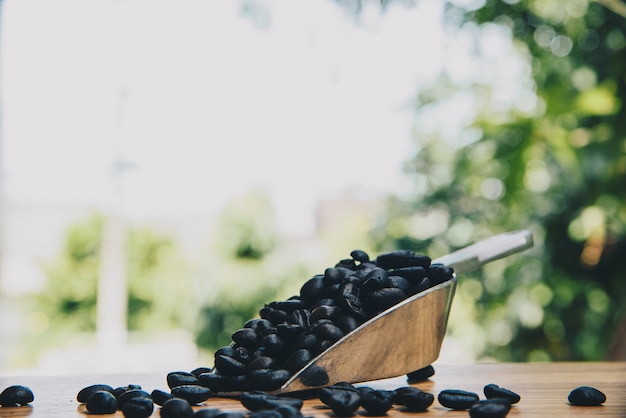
217, 230, 533, 396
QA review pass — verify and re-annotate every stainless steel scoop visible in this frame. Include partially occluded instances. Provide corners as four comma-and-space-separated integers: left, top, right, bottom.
216, 230, 533, 396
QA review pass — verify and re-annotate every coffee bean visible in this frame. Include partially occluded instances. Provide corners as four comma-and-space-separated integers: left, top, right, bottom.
483, 384, 520, 404
299, 275, 325, 304
112, 384, 141, 399
240, 391, 303, 411
197, 373, 233, 392
167, 371, 200, 388
150, 389, 174, 406
161, 397, 194, 418
363, 287, 407, 314
350, 250, 370, 263
85, 391, 118, 414
214, 355, 247, 376
394, 386, 434, 411
299, 365, 329, 387
117, 389, 151, 410
319, 385, 362, 417
568, 386, 606, 406
283, 349, 313, 373
232, 328, 258, 347
427, 264, 455, 284
247, 356, 277, 371
359, 389, 396, 415
245, 369, 291, 392
77, 383, 114, 403
390, 266, 427, 282
323, 268, 343, 285
191, 367, 213, 377
376, 251, 431, 269
121, 396, 154, 418
171, 384, 211, 404
469, 399, 512, 418
383, 276, 412, 293
334, 314, 361, 334
274, 405, 304, 418
406, 365, 435, 382
437, 389, 479, 410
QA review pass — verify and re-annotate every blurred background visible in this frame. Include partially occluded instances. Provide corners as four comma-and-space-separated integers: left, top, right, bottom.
0, 0, 624, 375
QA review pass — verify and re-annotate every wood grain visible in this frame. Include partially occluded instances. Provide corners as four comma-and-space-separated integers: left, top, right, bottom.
1, 362, 624, 417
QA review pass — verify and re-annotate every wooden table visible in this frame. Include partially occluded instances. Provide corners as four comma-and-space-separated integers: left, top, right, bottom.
1, 362, 624, 417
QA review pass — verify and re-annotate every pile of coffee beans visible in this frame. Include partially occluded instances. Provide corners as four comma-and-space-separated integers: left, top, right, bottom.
0, 385, 34, 407
203, 249, 454, 393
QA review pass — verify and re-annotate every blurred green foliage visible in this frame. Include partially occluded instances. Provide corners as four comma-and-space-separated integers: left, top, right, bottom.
28, 213, 193, 352
370, 0, 626, 361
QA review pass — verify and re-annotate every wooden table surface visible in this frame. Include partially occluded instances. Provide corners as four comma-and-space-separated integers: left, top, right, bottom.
1, 362, 624, 417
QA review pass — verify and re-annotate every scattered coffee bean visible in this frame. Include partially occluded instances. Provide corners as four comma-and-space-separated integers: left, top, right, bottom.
117, 389, 151, 409
568, 386, 606, 406
171, 384, 212, 405
150, 389, 174, 406
483, 383, 520, 404
77, 383, 114, 403
168, 371, 200, 388
319, 385, 362, 417
393, 386, 434, 412
469, 399, 512, 418
240, 391, 303, 411
0, 385, 34, 407
160, 397, 194, 418
406, 365, 435, 382
121, 396, 154, 418
85, 390, 118, 414
437, 389, 479, 410
359, 389, 396, 415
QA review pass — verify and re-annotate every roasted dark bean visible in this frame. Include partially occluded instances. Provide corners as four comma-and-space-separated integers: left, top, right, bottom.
77, 383, 114, 403
113, 385, 139, 399
427, 264, 454, 284
191, 367, 212, 377
121, 396, 154, 418
215, 346, 237, 358
85, 390, 118, 414
406, 365, 435, 382
246, 369, 291, 392
319, 385, 362, 417
299, 365, 329, 387
171, 384, 211, 404
437, 389, 479, 410
299, 275, 325, 304
117, 389, 151, 409
335, 258, 357, 269
390, 266, 426, 281
359, 389, 396, 415
232, 328, 258, 347
469, 399, 511, 418
247, 356, 277, 371
383, 275, 412, 293
483, 384, 520, 404
277, 324, 304, 340
312, 322, 344, 342
310, 305, 340, 322
274, 405, 304, 418
410, 277, 432, 294
350, 249, 370, 263
160, 397, 194, 418
197, 373, 232, 392
283, 349, 313, 373
334, 314, 361, 334
376, 251, 431, 269
240, 391, 304, 411
167, 371, 199, 388
394, 386, 434, 412
271, 299, 305, 313
150, 389, 175, 406
568, 386, 606, 406
363, 287, 406, 314
323, 268, 343, 285
214, 355, 247, 376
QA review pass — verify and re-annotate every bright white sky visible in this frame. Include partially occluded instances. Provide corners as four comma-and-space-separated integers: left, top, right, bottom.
2, 0, 446, 236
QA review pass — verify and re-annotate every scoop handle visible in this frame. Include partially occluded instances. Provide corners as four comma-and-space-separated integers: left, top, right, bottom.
433, 230, 533, 274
